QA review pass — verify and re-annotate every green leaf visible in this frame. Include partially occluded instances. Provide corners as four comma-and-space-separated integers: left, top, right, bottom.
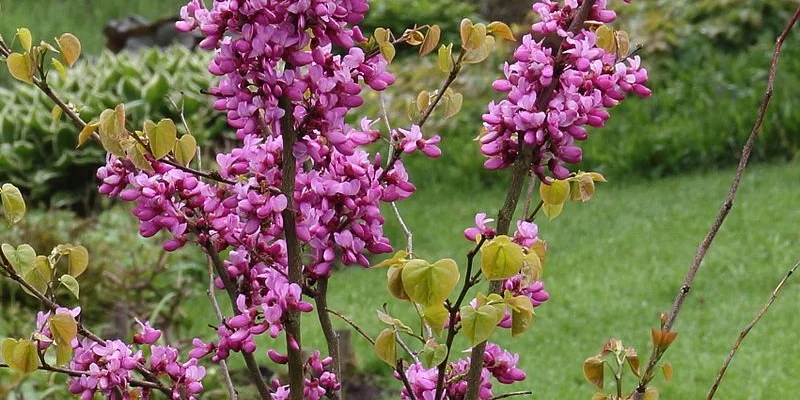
97, 107, 126, 157
21, 255, 51, 296
374, 28, 390, 45
374, 328, 397, 366
419, 340, 448, 369
643, 386, 659, 400
443, 92, 463, 119
49, 313, 78, 348
462, 35, 495, 64
56, 33, 81, 67
59, 274, 79, 299
539, 179, 571, 205
126, 142, 155, 173
422, 304, 449, 337
542, 202, 564, 220
146, 119, 177, 160
505, 294, 535, 337
174, 134, 197, 166
373, 250, 409, 269
51, 104, 63, 122
17, 28, 32, 52
387, 263, 410, 301
2, 339, 39, 375
583, 356, 604, 389
1, 183, 26, 224
7, 52, 34, 83
437, 44, 453, 73
420, 25, 440, 57
401, 258, 460, 307
77, 121, 97, 148
595, 25, 615, 54
480, 236, 524, 280
67, 245, 88, 278
51, 58, 67, 80
416, 90, 430, 113
55, 343, 73, 367
460, 303, 503, 346
380, 42, 396, 63
570, 173, 596, 202
2, 244, 36, 273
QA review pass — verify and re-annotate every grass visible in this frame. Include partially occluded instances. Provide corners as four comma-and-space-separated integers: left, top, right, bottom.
0, 0, 188, 83
292, 160, 800, 399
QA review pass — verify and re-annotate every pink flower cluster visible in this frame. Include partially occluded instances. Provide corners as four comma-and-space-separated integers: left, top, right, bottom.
68, 339, 143, 400
397, 343, 526, 400
269, 351, 341, 400
481, 0, 649, 179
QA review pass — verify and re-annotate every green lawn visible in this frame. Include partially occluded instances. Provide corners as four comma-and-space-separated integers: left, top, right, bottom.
297, 160, 800, 399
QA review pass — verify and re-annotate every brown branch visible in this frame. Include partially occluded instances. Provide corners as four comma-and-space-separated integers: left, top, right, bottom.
278, 97, 305, 400
397, 360, 418, 400
706, 260, 800, 400
314, 277, 342, 400
463, 3, 598, 399
206, 259, 239, 400
0, 363, 162, 391
633, 5, 800, 398
202, 240, 271, 399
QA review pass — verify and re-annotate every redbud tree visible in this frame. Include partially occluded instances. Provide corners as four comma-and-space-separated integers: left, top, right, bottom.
3, 0, 794, 399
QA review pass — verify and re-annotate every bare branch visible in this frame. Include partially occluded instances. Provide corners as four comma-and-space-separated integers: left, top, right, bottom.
206, 259, 238, 400
314, 277, 342, 400
326, 308, 375, 346
706, 260, 800, 400
490, 391, 534, 400
633, 4, 800, 398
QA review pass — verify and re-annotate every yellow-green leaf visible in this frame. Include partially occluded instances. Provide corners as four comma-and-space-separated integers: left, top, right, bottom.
98, 107, 126, 157
615, 30, 630, 57
401, 258, 460, 307
2, 339, 39, 375
17, 28, 32, 52
406, 30, 424, 46
539, 179, 570, 205
487, 22, 515, 41
49, 313, 78, 348
460, 304, 503, 346
570, 173, 595, 202
374, 28, 390, 45
437, 44, 453, 73
7, 52, 34, 83
374, 328, 397, 366
520, 251, 543, 287
77, 122, 98, 148
480, 236, 524, 280
380, 42, 395, 63
583, 356, 604, 389
443, 92, 463, 119
419, 340, 448, 369
416, 90, 430, 113
661, 362, 673, 382
21, 255, 51, 296
174, 135, 197, 166
422, 304, 449, 337
67, 245, 88, 278
56, 343, 73, 367
51, 104, 63, 122
2, 244, 35, 273
643, 386, 659, 400
51, 58, 67, 80
1, 183, 26, 224
505, 294, 534, 337
462, 35, 495, 64
147, 119, 177, 159
542, 202, 564, 220
387, 263, 410, 301
56, 33, 81, 67
59, 274, 80, 299
126, 142, 155, 173
595, 25, 615, 54
420, 25, 440, 56
374, 250, 409, 269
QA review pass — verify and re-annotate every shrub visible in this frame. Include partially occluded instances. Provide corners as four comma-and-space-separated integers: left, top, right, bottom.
0, 46, 219, 212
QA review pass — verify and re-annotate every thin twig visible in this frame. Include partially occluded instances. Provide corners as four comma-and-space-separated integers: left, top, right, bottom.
633, 5, 800, 398
397, 360, 418, 400
0, 363, 161, 390
706, 260, 800, 400
380, 92, 413, 254
206, 259, 238, 400
326, 308, 375, 345
395, 330, 421, 364
489, 391, 534, 400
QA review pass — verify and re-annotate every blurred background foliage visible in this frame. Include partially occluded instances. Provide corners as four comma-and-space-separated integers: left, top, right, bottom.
1, 0, 800, 398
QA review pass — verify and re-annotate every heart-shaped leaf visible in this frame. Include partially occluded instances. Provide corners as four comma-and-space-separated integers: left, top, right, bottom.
49, 313, 78, 348
374, 328, 397, 366
59, 274, 80, 299
460, 303, 503, 346
56, 33, 81, 67
17, 28, 32, 52
1, 183, 26, 224
174, 134, 197, 166
2, 244, 36, 273
422, 304, 449, 337
7, 52, 34, 83
1, 339, 39, 375
480, 236, 524, 280
67, 245, 88, 278
401, 258, 460, 307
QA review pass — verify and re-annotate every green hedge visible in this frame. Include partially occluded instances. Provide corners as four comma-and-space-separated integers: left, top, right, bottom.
0, 46, 220, 211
